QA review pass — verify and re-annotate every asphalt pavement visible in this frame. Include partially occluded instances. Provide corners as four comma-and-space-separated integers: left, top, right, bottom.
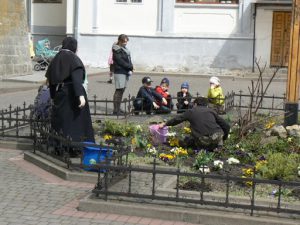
0, 67, 288, 109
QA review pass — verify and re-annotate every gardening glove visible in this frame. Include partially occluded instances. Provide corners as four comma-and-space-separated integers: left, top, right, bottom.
162, 98, 168, 105
78, 96, 86, 108
153, 102, 159, 109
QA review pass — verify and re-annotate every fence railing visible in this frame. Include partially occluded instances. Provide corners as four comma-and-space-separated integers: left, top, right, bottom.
0, 91, 297, 139
1, 92, 300, 216
92, 158, 300, 217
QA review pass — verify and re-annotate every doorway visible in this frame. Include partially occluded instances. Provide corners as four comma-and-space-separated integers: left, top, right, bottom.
270, 11, 291, 67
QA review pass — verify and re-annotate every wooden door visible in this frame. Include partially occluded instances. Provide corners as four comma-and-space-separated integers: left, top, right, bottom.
270, 11, 292, 67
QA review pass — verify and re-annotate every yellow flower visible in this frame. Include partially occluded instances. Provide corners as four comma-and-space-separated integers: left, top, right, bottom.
183, 127, 191, 134
265, 121, 275, 129
255, 160, 267, 171
242, 168, 254, 176
169, 137, 180, 147
103, 134, 112, 140
131, 138, 136, 145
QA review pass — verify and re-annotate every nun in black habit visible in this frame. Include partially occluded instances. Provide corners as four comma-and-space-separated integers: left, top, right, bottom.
45, 37, 95, 142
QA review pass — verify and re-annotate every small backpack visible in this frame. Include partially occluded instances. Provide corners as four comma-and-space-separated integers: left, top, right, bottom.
31, 85, 51, 120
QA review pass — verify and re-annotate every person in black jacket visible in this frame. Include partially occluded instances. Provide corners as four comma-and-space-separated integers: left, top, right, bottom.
45, 37, 94, 143
176, 82, 193, 113
160, 97, 230, 150
133, 76, 167, 115
112, 34, 133, 115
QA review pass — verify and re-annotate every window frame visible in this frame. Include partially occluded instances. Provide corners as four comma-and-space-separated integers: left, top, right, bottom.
175, 0, 238, 4
33, 0, 62, 3
115, 0, 143, 3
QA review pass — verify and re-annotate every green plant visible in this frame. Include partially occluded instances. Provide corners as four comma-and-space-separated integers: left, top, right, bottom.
193, 150, 215, 170
256, 152, 300, 181
102, 120, 140, 137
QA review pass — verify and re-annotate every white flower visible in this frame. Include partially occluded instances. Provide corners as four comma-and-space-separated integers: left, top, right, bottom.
199, 166, 210, 174
235, 144, 239, 148
166, 132, 176, 137
227, 157, 240, 165
287, 137, 292, 142
298, 166, 300, 177
147, 146, 157, 155
213, 160, 224, 169
170, 147, 178, 153
136, 125, 142, 131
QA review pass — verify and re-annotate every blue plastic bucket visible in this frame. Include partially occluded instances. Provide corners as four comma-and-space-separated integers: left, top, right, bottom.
82, 143, 113, 172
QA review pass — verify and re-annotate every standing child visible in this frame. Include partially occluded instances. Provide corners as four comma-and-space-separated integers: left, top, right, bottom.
176, 82, 193, 113
154, 78, 173, 113
207, 76, 225, 114
107, 48, 114, 84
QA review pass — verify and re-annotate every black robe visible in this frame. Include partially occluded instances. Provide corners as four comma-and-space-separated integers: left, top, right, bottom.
46, 50, 95, 142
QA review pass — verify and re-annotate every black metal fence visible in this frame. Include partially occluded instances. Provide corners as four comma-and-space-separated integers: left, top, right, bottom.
1, 92, 300, 216
92, 158, 300, 217
0, 91, 296, 139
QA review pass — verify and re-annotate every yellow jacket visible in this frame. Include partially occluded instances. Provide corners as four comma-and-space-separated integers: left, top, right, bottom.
207, 86, 224, 105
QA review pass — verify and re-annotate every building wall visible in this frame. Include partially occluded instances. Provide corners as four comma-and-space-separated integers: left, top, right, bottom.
174, 4, 239, 34
255, 6, 291, 68
30, 0, 67, 47
78, 34, 253, 72
0, 0, 32, 76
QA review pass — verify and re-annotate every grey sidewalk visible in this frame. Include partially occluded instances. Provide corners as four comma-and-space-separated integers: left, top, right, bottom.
0, 147, 198, 225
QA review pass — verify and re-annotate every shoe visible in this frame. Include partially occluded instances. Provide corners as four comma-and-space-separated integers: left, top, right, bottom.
107, 80, 112, 84
112, 110, 125, 115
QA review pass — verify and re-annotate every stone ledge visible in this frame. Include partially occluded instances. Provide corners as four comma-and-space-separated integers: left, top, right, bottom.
24, 151, 98, 184
78, 194, 299, 225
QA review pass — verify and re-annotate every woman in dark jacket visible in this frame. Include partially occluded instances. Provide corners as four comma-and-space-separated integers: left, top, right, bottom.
112, 34, 133, 115
45, 37, 94, 142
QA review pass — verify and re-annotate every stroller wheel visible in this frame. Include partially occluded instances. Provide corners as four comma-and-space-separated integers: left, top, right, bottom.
34, 64, 41, 71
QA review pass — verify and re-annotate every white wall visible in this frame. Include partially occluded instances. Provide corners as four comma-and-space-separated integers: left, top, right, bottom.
255, 8, 273, 67
31, 0, 66, 27
77, 0, 158, 35
174, 4, 239, 34
66, 0, 74, 34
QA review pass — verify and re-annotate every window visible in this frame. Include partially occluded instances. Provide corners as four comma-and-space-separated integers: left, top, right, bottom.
116, 0, 142, 3
176, 0, 238, 4
33, 0, 62, 3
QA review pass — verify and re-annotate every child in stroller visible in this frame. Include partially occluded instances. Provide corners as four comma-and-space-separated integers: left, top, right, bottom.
33, 38, 60, 71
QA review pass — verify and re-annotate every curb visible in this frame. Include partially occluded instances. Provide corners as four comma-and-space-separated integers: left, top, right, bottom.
78, 195, 299, 225
24, 151, 98, 183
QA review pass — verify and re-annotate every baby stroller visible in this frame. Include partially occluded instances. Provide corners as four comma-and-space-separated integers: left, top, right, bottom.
33, 38, 60, 71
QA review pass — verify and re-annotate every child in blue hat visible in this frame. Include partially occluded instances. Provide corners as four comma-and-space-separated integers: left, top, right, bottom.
176, 82, 193, 113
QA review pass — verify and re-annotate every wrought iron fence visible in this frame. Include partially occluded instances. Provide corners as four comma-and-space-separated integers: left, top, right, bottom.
0, 91, 297, 139
92, 158, 300, 217
31, 118, 131, 170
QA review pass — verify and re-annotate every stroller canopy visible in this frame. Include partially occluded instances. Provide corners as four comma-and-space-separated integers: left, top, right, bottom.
35, 38, 59, 58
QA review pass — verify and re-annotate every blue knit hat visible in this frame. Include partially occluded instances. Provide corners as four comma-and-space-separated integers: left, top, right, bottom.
181, 82, 189, 89
160, 78, 170, 86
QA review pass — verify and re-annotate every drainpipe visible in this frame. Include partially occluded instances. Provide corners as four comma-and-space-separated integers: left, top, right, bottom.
73, 0, 79, 39
252, 3, 257, 73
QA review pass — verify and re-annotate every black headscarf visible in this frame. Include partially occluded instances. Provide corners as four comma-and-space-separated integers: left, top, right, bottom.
45, 37, 84, 85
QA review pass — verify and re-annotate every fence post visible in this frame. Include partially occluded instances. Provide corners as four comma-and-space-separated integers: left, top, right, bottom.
8, 105, 12, 128
93, 95, 97, 116
128, 162, 132, 194
277, 181, 282, 214
152, 157, 157, 199
16, 107, 19, 137
176, 165, 180, 201
250, 168, 256, 216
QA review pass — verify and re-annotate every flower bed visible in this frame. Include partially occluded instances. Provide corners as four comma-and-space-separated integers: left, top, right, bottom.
93, 114, 300, 200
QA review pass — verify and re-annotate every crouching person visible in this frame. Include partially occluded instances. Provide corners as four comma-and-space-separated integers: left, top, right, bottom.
133, 76, 167, 115
159, 97, 230, 150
